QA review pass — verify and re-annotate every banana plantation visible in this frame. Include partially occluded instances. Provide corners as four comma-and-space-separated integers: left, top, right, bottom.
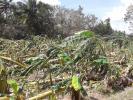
0, 30, 133, 100
1, 0, 133, 100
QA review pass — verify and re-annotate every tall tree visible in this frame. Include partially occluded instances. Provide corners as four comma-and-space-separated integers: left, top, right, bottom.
124, 4, 133, 33
54, 6, 98, 35
15, 0, 54, 36
94, 18, 113, 35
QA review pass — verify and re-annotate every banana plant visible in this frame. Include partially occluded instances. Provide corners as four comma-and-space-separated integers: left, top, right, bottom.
0, 55, 27, 98
19, 30, 106, 99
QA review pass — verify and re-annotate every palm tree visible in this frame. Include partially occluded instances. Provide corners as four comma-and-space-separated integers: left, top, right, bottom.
14, 0, 54, 36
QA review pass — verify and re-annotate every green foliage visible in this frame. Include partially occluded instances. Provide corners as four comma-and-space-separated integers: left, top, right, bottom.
0, 0, 55, 39
0, 27, 132, 99
9, 96, 16, 100
52, 78, 71, 91
80, 30, 94, 38
58, 52, 72, 64
72, 75, 82, 91
25, 54, 45, 64
94, 18, 113, 35
21, 59, 43, 76
94, 56, 108, 65
7, 79, 19, 95
0, 0, 115, 39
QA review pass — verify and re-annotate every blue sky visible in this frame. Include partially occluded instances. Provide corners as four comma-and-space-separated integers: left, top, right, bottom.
60, 0, 120, 18
13, 0, 133, 34
59, 0, 133, 34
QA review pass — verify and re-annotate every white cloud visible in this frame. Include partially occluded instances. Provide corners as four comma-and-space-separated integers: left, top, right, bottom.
13, 0, 61, 6
103, 0, 133, 34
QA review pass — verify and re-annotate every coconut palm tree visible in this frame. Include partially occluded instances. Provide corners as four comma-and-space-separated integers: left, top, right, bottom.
14, 0, 54, 36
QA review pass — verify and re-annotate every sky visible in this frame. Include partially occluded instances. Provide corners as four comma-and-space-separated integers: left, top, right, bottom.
13, 0, 133, 34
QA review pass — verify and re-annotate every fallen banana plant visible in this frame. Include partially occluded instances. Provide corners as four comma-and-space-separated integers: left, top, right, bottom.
29, 87, 65, 100
0, 97, 9, 100
0, 56, 27, 68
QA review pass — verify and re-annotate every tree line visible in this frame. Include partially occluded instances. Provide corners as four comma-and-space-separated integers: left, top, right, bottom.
0, 0, 131, 39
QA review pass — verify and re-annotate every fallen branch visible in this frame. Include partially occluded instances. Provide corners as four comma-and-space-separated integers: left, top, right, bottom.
0, 97, 9, 100
0, 56, 27, 68
29, 87, 65, 100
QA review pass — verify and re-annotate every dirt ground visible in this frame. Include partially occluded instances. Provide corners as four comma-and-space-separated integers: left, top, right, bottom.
89, 87, 133, 100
